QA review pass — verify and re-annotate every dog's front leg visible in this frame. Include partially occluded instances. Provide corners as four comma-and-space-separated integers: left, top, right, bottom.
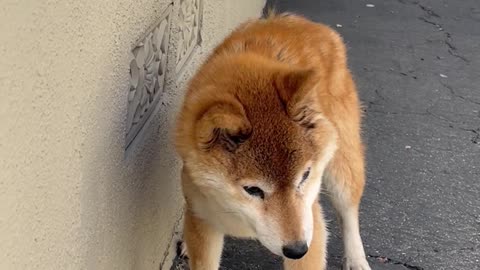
284, 202, 327, 270
324, 150, 371, 270
184, 208, 224, 270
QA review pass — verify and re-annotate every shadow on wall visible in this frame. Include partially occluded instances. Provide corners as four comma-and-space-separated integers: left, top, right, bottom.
76, 0, 267, 269
78, 1, 188, 268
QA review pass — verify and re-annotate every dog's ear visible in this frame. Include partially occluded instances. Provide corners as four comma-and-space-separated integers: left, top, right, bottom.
274, 68, 322, 129
195, 99, 252, 152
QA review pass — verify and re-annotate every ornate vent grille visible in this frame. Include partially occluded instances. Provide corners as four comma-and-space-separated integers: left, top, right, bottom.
126, 4, 173, 148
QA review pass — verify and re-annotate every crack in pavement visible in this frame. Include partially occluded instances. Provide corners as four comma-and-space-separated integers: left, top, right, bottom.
367, 109, 429, 117
473, 129, 480, 144
365, 81, 479, 130
440, 82, 480, 106
368, 254, 424, 270
418, 16, 442, 29
444, 33, 470, 62
415, 4, 470, 63
419, 4, 440, 18
367, 105, 479, 145
458, 127, 480, 144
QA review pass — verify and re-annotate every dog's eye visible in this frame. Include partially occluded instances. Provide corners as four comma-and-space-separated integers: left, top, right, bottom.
301, 167, 311, 184
243, 186, 265, 199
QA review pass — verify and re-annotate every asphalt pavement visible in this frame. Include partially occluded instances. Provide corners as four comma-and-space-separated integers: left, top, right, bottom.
172, 0, 480, 269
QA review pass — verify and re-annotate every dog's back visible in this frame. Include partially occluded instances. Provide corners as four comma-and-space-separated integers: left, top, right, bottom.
178, 13, 362, 147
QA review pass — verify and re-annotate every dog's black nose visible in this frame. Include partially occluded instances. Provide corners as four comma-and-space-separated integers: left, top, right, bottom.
282, 242, 308, 259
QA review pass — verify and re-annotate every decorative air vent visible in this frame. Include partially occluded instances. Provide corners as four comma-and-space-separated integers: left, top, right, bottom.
126, 4, 173, 148
175, 0, 203, 75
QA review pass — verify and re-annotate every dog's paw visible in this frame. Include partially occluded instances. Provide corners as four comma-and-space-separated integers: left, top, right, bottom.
176, 240, 188, 259
343, 257, 371, 270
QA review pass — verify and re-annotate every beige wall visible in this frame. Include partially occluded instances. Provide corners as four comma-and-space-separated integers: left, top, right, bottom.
0, 0, 265, 269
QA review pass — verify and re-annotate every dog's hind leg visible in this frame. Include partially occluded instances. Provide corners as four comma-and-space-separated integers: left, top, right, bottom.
284, 201, 327, 270
324, 148, 371, 270
183, 208, 224, 270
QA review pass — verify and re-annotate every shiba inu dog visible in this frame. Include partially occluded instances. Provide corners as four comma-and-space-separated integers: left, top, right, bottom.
174, 13, 371, 270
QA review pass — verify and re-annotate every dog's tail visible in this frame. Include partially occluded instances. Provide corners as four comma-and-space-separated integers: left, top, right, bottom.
262, 5, 277, 19
262, 4, 296, 20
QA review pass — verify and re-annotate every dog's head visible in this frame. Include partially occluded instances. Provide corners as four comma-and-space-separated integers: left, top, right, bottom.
175, 54, 337, 259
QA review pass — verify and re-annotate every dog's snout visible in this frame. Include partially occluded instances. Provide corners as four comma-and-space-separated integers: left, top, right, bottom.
282, 241, 308, 259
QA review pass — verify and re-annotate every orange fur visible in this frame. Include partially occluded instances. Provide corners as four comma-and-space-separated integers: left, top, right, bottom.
175, 13, 370, 270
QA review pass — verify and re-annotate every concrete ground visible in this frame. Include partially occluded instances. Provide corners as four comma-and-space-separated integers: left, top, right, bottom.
171, 0, 480, 269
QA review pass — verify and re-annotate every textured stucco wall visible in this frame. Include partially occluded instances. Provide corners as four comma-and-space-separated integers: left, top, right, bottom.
0, 0, 265, 269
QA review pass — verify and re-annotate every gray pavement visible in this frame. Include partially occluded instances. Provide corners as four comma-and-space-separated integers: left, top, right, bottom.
172, 0, 480, 269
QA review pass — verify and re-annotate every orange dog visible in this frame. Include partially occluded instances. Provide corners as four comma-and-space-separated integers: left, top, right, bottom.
174, 13, 370, 270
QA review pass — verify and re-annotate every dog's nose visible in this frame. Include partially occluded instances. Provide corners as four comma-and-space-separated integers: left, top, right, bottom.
282, 241, 308, 259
